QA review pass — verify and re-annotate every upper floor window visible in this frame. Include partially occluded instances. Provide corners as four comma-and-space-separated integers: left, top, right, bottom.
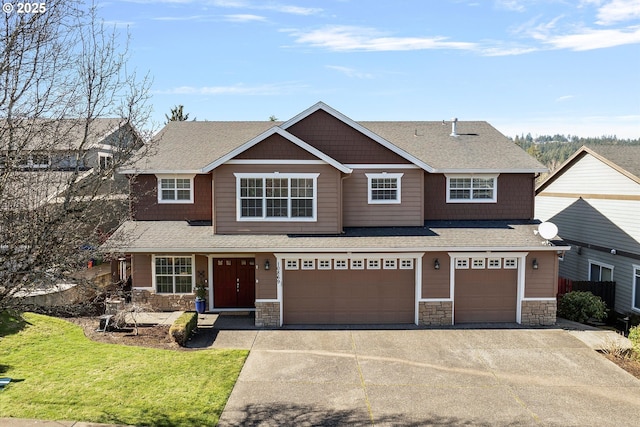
633, 266, 640, 312
234, 173, 318, 221
446, 174, 498, 203
156, 174, 194, 204
366, 173, 403, 204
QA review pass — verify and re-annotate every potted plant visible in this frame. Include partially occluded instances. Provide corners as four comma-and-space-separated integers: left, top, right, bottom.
194, 280, 207, 314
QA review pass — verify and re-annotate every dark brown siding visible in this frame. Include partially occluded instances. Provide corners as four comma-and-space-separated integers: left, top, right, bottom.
132, 254, 152, 288
283, 266, 414, 324
287, 110, 410, 164
213, 164, 342, 234
255, 252, 277, 299
525, 251, 559, 298
131, 174, 212, 221
454, 268, 518, 322
424, 173, 535, 220
343, 169, 423, 227
422, 252, 450, 298
235, 134, 318, 160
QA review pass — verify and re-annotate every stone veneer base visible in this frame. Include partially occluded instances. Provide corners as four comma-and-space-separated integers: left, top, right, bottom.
255, 301, 280, 327
521, 300, 557, 326
132, 289, 196, 312
418, 301, 453, 326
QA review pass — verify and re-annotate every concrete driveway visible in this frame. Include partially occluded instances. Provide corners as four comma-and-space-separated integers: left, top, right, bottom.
217, 328, 640, 426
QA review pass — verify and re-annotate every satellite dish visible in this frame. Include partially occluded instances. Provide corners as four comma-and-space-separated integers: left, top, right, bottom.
538, 222, 558, 240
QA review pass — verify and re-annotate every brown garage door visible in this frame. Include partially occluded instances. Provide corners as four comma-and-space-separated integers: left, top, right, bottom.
283, 266, 414, 324
454, 268, 518, 323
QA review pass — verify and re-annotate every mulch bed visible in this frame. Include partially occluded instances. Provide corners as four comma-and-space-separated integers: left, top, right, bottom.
67, 317, 180, 350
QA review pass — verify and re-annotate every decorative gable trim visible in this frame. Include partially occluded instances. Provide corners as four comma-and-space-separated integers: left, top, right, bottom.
202, 126, 352, 174
281, 101, 435, 173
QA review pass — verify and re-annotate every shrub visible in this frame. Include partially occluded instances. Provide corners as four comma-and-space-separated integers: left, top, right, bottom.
558, 291, 607, 324
629, 326, 640, 356
169, 311, 198, 346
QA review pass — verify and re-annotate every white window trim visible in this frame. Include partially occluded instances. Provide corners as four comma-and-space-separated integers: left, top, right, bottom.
472, 258, 486, 269
383, 259, 397, 270
151, 254, 195, 294
156, 174, 195, 204
366, 172, 403, 204
487, 258, 501, 269
400, 259, 414, 269
455, 258, 469, 269
285, 259, 299, 270
367, 259, 381, 269
318, 259, 332, 270
632, 265, 640, 313
335, 259, 348, 270
588, 260, 614, 281
234, 172, 319, 222
301, 259, 315, 270
445, 174, 498, 203
504, 258, 518, 269
350, 259, 365, 270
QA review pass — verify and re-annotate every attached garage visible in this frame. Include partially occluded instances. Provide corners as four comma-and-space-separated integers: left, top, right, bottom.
453, 257, 519, 323
282, 257, 415, 324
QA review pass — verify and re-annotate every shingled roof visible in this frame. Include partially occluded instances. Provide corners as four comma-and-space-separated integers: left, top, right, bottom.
122, 102, 546, 174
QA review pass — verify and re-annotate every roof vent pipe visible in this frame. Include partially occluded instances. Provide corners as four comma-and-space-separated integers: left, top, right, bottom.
450, 118, 458, 137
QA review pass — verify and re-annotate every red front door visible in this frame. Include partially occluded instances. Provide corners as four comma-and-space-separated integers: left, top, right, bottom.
213, 258, 255, 308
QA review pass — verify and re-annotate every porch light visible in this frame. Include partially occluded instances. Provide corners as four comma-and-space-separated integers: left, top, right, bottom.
532, 259, 539, 269
264, 259, 270, 270
434, 259, 440, 270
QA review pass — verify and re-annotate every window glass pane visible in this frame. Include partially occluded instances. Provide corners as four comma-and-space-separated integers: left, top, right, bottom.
175, 276, 192, 293
176, 179, 190, 189
161, 179, 175, 189
155, 257, 172, 275
291, 199, 313, 217
266, 198, 288, 217
590, 263, 600, 280
634, 269, 640, 309
156, 276, 173, 293
176, 190, 191, 200
601, 266, 613, 281
241, 199, 263, 217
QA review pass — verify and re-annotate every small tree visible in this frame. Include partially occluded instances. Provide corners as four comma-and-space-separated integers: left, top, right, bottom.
558, 291, 607, 324
165, 105, 189, 124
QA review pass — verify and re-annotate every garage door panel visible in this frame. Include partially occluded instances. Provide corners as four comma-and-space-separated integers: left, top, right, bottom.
455, 268, 518, 323
284, 268, 414, 324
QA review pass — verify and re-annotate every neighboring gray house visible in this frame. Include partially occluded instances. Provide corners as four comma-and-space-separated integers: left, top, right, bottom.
536, 145, 640, 316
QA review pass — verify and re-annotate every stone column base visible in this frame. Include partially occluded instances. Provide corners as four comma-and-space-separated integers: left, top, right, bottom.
521, 300, 557, 326
255, 301, 280, 327
418, 301, 453, 326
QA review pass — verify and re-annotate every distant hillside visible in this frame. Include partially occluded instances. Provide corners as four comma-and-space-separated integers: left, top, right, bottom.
511, 134, 640, 173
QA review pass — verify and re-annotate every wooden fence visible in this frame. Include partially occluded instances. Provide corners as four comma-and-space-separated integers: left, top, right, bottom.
557, 277, 616, 311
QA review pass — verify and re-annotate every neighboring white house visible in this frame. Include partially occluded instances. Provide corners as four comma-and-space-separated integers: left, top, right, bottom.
535, 145, 640, 316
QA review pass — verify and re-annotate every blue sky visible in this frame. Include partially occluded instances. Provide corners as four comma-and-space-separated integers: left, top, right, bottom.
100, 0, 640, 138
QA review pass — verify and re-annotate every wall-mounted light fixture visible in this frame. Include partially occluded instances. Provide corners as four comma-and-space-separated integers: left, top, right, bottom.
434, 259, 440, 270
264, 259, 270, 270
532, 259, 539, 270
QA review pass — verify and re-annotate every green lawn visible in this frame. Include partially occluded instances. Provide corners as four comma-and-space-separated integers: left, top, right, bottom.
0, 312, 248, 426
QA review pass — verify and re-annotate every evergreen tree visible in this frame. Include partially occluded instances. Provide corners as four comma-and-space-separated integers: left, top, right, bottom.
165, 105, 190, 124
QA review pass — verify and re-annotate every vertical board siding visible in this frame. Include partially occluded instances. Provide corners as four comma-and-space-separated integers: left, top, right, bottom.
524, 251, 558, 298
213, 163, 341, 234
343, 169, 423, 227
425, 173, 535, 220
422, 252, 450, 298
286, 109, 410, 164
234, 133, 318, 160
131, 174, 212, 221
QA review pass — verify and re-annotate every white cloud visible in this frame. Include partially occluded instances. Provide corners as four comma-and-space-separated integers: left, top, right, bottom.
545, 25, 640, 50
288, 25, 477, 52
555, 95, 574, 102
224, 14, 267, 22
596, 0, 640, 25
495, 0, 527, 12
325, 65, 373, 79
154, 82, 307, 96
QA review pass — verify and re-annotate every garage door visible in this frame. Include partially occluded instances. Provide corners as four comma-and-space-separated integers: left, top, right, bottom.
454, 258, 518, 323
283, 258, 415, 324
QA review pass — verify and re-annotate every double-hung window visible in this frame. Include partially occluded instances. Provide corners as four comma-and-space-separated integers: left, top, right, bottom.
366, 173, 403, 204
156, 174, 194, 204
446, 174, 498, 203
235, 173, 318, 221
154, 256, 194, 294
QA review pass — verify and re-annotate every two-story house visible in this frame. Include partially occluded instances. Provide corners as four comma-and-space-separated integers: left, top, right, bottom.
104, 102, 567, 327
536, 145, 640, 317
